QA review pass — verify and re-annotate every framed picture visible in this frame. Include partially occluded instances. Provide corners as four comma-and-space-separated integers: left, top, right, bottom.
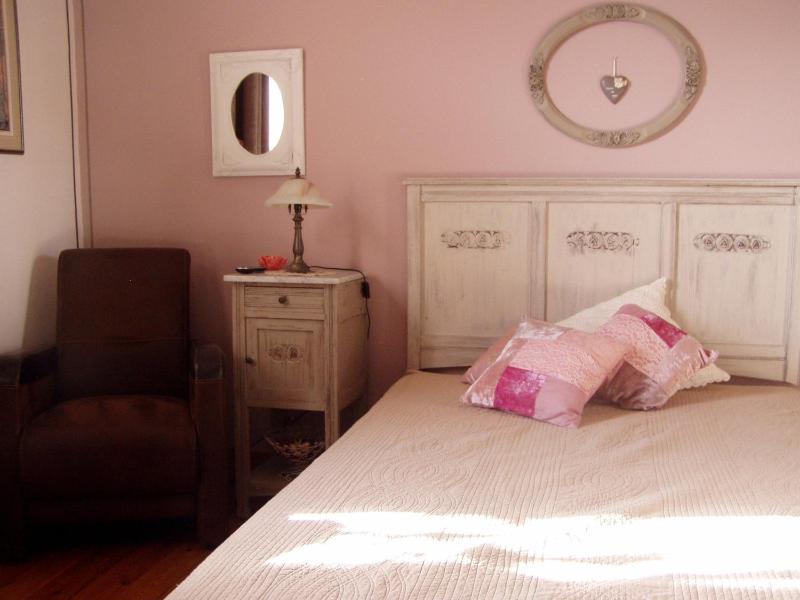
0, 0, 22, 153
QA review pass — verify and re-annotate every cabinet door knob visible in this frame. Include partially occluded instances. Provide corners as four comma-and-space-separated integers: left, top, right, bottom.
245, 357, 256, 365
278, 295, 288, 305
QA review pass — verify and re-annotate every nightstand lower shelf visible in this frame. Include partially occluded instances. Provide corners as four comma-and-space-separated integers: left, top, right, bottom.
249, 436, 319, 498
249, 455, 296, 497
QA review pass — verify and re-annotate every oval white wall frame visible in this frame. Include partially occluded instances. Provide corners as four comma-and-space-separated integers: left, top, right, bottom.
529, 4, 704, 148
210, 49, 305, 176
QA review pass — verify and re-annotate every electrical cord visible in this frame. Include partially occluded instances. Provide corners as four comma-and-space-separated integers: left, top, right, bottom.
310, 266, 371, 338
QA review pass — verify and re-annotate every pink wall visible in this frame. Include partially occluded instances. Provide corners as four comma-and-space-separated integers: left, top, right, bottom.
82, 0, 800, 401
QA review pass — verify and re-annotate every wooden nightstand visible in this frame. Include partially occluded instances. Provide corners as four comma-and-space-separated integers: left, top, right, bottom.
224, 269, 368, 517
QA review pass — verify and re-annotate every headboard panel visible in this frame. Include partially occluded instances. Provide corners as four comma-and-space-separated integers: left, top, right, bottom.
406, 178, 800, 384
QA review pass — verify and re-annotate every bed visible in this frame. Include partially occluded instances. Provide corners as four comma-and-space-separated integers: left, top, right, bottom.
169, 179, 800, 599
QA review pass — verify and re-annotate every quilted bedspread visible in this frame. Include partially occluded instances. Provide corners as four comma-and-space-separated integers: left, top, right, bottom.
169, 372, 800, 599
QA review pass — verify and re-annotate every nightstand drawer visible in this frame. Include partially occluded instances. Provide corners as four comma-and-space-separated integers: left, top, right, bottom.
244, 285, 325, 319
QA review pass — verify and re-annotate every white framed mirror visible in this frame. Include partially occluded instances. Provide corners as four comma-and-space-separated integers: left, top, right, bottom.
210, 49, 305, 176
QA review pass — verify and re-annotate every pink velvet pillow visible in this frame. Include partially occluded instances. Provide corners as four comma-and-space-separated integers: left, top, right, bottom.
461, 320, 629, 428
594, 304, 718, 410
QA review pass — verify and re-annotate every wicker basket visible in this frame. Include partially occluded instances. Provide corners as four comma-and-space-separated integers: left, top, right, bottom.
264, 435, 325, 464
264, 432, 325, 480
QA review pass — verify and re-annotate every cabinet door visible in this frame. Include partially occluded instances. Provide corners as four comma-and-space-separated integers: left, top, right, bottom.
420, 199, 533, 366
245, 318, 326, 410
675, 203, 793, 377
546, 202, 664, 322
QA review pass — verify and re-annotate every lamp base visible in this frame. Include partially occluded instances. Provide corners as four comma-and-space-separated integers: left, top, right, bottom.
284, 257, 311, 273
285, 203, 311, 273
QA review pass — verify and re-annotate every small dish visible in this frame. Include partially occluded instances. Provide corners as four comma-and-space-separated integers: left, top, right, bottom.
235, 266, 266, 274
259, 255, 288, 271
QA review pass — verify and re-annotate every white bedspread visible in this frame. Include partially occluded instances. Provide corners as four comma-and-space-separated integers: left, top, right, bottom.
169, 372, 800, 599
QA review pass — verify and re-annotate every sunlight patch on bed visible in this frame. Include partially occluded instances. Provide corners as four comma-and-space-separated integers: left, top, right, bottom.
264, 511, 800, 587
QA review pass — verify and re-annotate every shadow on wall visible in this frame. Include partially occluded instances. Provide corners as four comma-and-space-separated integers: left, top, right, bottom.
311, 190, 361, 267
22, 254, 59, 353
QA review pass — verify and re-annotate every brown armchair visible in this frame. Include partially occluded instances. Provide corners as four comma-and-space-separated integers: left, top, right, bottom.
0, 248, 227, 559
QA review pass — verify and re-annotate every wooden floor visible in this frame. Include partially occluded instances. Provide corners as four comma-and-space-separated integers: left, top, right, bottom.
0, 520, 218, 600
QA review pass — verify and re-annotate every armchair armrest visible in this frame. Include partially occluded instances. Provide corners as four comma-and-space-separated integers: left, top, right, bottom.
192, 342, 224, 381
0, 346, 55, 558
190, 342, 228, 545
0, 346, 57, 438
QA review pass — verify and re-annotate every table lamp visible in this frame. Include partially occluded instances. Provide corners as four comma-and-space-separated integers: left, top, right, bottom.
264, 168, 332, 273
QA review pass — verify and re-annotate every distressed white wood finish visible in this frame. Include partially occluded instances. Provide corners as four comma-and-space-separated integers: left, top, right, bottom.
787, 189, 800, 384
421, 200, 532, 368
675, 204, 792, 349
406, 178, 800, 384
227, 272, 367, 517
547, 202, 663, 322
245, 318, 325, 410
225, 269, 361, 285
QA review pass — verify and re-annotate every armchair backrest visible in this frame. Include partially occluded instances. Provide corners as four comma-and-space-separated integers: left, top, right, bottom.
56, 248, 190, 400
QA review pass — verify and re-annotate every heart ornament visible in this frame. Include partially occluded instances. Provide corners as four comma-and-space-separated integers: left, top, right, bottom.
600, 57, 630, 105
600, 75, 630, 104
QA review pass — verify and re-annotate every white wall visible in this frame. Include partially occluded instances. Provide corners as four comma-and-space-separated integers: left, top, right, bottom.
0, 0, 77, 354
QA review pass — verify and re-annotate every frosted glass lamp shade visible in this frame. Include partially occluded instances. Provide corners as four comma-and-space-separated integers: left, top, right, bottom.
264, 178, 332, 208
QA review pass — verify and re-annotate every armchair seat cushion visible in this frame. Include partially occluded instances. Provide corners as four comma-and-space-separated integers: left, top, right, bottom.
20, 395, 197, 500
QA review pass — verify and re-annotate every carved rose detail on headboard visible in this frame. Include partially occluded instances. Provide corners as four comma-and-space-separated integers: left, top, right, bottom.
693, 233, 770, 253
441, 230, 510, 250
567, 231, 640, 254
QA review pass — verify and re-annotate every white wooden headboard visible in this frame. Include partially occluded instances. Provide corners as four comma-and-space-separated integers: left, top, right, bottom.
406, 178, 800, 384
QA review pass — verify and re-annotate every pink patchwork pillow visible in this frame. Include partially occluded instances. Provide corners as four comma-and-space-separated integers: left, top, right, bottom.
463, 318, 559, 384
594, 304, 718, 410
461, 320, 629, 428
463, 323, 519, 384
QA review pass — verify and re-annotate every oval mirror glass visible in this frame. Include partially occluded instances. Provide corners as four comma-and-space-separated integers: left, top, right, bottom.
230, 73, 285, 155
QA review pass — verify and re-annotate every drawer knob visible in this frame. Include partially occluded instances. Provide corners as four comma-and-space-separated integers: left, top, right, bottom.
245, 357, 256, 365
278, 295, 288, 305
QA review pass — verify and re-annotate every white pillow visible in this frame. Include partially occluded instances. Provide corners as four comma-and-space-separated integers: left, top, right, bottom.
557, 278, 730, 389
